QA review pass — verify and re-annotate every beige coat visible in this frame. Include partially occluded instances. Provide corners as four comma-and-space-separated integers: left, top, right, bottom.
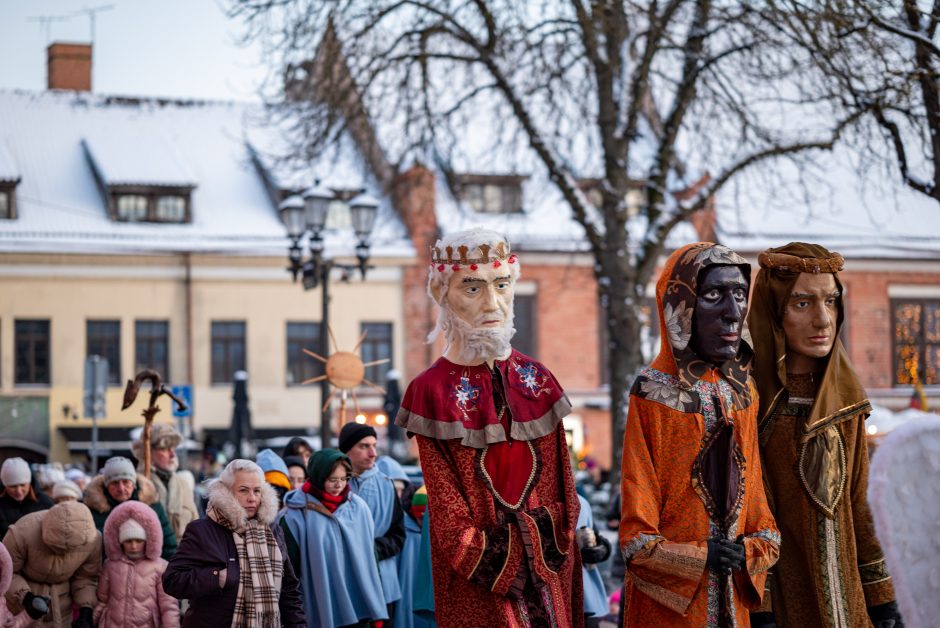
3, 502, 101, 628
149, 470, 197, 541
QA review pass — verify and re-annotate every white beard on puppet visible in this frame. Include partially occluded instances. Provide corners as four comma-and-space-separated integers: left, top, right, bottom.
429, 303, 516, 363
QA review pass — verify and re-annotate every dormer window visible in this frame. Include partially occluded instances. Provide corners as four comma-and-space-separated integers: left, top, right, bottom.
456, 174, 525, 214
0, 179, 19, 220
578, 178, 646, 217
116, 194, 148, 221
111, 189, 191, 223
81, 138, 195, 224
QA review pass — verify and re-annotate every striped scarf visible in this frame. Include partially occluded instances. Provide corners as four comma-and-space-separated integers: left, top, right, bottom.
207, 506, 283, 627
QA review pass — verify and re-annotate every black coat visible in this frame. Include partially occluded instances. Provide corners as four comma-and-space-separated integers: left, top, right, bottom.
162, 516, 306, 628
0, 489, 54, 541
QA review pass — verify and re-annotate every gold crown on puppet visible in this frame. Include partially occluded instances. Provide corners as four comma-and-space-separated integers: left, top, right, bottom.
429, 241, 518, 271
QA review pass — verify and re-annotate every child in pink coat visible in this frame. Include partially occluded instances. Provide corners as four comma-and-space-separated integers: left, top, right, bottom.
94, 500, 179, 628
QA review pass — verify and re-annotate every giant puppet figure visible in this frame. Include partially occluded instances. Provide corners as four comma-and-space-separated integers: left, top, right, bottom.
619, 242, 780, 627
747, 243, 902, 628
395, 228, 584, 627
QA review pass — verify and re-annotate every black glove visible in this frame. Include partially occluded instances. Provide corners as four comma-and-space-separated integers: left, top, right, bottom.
869, 601, 904, 628
23, 592, 50, 620
71, 606, 94, 628
706, 537, 745, 574
750, 611, 777, 628
581, 532, 612, 565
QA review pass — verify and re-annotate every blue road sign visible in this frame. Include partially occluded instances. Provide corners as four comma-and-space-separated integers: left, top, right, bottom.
171, 385, 193, 418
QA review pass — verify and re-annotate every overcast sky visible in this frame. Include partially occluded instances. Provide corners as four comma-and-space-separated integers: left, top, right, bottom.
0, 0, 265, 101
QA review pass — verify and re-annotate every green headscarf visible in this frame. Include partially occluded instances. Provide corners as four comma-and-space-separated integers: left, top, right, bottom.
306, 448, 351, 490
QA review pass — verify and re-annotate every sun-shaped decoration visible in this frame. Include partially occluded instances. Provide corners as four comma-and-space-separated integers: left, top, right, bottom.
301, 325, 389, 425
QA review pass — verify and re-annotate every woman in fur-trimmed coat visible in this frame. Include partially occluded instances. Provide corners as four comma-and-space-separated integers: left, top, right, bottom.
162, 459, 305, 628
83, 473, 177, 560
94, 500, 179, 627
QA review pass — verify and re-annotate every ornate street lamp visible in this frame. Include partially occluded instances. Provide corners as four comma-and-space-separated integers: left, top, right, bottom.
278, 185, 379, 449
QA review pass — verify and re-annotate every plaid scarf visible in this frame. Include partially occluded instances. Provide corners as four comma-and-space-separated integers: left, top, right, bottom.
207, 506, 283, 627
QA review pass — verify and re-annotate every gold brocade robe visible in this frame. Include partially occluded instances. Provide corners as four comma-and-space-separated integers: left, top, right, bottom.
758, 373, 895, 627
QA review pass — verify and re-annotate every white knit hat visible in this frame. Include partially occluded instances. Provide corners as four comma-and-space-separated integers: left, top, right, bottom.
118, 518, 147, 543
52, 480, 82, 501
102, 457, 137, 486
1, 458, 31, 487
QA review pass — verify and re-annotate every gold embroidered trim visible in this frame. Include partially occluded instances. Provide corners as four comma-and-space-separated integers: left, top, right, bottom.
521, 511, 560, 576
479, 440, 538, 510
491, 527, 512, 591
798, 428, 847, 518
822, 516, 849, 628
468, 529, 486, 580
803, 399, 872, 436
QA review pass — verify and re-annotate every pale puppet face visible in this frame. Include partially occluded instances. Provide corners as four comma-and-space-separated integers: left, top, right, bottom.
444, 264, 514, 329
346, 436, 377, 475
232, 470, 262, 518
782, 272, 841, 374
5, 484, 29, 502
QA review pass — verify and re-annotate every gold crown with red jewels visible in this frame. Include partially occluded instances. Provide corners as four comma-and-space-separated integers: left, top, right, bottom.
429, 241, 518, 271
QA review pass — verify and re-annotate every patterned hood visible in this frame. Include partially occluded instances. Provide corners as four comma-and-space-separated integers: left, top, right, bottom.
650, 242, 754, 406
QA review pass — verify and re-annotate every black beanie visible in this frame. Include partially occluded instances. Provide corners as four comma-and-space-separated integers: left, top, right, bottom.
338, 423, 377, 453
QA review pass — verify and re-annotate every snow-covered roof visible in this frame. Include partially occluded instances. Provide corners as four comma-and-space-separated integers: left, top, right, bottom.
0, 90, 412, 257
434, 169, 699, 253
716, 147, 940, 260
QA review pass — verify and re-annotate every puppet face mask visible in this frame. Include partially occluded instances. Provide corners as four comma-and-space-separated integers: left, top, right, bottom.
691, 265, 749, 365
445, 264, 514, 329
432, 263, 516, 363
782, 272, 839, 371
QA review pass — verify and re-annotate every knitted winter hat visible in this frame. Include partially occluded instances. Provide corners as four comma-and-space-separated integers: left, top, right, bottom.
52, 480, 82, 501
1, 458, 31, 486
65, 468, 87, 483
119, 518, 147, 543
338, 423, 377, 454
256, 449, 291, 491
102, 457, 137, 486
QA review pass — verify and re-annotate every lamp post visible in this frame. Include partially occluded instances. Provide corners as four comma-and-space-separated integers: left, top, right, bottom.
279, 185, 379, 450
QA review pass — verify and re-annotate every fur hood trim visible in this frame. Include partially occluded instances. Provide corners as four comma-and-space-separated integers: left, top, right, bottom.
83, 473, 159, 514
0, 539, 12, 596
103, 500, 162, 561
206, 477, 279, 527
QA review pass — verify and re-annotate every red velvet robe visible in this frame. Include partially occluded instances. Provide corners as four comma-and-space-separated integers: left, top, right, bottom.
397, 349, 584, 627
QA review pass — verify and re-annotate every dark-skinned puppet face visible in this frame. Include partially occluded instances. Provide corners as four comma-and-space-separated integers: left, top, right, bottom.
691, 265, 749, 366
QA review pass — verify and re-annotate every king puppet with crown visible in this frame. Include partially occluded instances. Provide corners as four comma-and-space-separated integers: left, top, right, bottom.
396, 228, 584, 627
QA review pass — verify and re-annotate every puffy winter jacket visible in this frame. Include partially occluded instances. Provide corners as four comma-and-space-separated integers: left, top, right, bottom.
83, 474, 178, 559
94, 501, 179, 628
2, 501, 101, 627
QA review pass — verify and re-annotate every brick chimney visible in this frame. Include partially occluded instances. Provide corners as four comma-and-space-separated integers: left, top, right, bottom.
47, 43, 92, 91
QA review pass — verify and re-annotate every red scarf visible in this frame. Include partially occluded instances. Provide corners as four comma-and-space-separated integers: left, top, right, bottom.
303, 481, 349, 513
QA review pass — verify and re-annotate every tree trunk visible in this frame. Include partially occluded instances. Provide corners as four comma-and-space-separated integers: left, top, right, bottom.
599, 250, 647, 485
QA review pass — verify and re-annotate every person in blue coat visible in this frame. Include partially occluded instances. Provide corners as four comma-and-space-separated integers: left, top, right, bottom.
339, 424, 405, 626
577, 494, 611, 627
280, 449, 387, 628
393, 485, 436, 628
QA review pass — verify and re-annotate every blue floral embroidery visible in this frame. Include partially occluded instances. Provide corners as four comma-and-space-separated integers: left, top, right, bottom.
512, 361, 548, 397
452, 376, 481, 411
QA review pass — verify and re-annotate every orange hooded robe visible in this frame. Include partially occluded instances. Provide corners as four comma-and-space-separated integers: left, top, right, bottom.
619, 243, 780, 627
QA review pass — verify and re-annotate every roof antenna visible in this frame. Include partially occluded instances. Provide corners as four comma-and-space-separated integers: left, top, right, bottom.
26, 14, 72, 44
74, 4, 114, 46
